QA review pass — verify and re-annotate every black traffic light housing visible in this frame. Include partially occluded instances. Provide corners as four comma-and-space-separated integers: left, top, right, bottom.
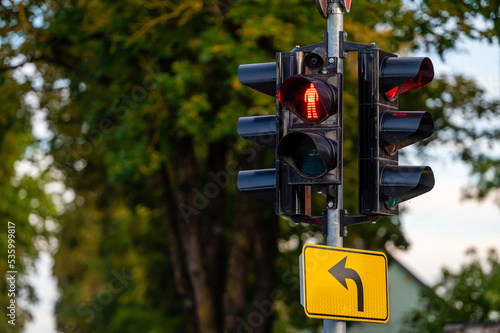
358, 44, 435, 216
236, 52, 310, 217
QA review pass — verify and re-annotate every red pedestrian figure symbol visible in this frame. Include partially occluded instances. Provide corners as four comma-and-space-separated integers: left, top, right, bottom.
304, 83, 319, 119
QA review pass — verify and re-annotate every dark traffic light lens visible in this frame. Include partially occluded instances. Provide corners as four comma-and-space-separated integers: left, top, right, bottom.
309, 57, 320, 67
294, 141, 325, 177
277, 132, 337, 179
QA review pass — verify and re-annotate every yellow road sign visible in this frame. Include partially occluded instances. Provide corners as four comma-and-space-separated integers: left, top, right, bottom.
301, 244, 389, 323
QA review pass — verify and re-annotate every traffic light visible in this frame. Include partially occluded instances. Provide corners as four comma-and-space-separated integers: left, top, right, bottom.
276, 53, 342, 186
236, 62, 278, 204
236, 55, 309, 217
236, 44, 341, 218
358, 44, 435, 216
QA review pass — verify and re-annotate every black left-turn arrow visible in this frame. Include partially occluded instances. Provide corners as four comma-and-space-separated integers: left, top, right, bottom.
328, 256, 364, 312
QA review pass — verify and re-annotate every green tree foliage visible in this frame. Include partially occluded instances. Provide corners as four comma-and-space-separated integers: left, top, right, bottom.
403, 248, 500, 333
0, 23, 57, 332
0, 0, 498, 332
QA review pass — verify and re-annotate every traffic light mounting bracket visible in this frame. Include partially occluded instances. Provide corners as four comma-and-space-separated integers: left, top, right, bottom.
290, 32, 328, 53
282, 32, 382, 236
291, 31, 372, 69
289, 210, 381, 238
339, 31, 372, 58
339, 211, 381, 237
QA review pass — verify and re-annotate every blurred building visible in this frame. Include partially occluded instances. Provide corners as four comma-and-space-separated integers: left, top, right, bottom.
348, 257, 426, 333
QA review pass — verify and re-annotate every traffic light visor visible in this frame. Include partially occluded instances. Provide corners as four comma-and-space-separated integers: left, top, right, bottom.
238, 62, 277, 97
237, 169, 276, 203
277, 132, 337, 179
381, 165, 435, 209
237, 115, 277, 149
380, 57, 434, 100
380, 111, 434, 154
278, 76, 337, 123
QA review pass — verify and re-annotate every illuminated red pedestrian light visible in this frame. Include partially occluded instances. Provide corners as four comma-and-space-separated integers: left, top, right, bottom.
278, 76, 337, 123
304, 83, 319, 120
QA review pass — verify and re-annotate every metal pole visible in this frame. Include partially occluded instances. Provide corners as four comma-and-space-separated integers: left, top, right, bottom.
327, 1, 344, 74
325, 1, 345, 332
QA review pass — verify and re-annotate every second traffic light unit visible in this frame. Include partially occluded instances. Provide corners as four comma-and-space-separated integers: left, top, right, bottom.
358, 45, 435, 216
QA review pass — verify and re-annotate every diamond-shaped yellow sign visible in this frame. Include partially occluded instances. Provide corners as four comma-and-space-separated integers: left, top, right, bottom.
301, 244, 389, 323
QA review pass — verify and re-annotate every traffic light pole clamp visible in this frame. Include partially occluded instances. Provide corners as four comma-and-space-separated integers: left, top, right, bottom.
339, 31, 372, 58
339, 211, 381, 237
291, 32, 328, 54
289, 210, 381, 237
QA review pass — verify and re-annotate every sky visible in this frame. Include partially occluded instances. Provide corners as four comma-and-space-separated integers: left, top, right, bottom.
393, 157, 500, 285
392, 37, 500, 285
20, 27, 500, 333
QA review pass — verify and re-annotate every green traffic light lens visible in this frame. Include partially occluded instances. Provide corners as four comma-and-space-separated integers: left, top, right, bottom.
385, 196, 399, 209
294, 141, 325, 177
277, 132, 336, 179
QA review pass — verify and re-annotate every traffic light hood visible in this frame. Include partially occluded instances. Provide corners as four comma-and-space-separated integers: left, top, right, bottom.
381, 165, 435, 209
380, 111, 434, 154
237, 62, 276, 97
380, 57, 434, 100
237, 169, 276, 203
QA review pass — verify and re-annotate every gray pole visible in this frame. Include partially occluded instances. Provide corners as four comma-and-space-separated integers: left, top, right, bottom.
325, 0, 345, 332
